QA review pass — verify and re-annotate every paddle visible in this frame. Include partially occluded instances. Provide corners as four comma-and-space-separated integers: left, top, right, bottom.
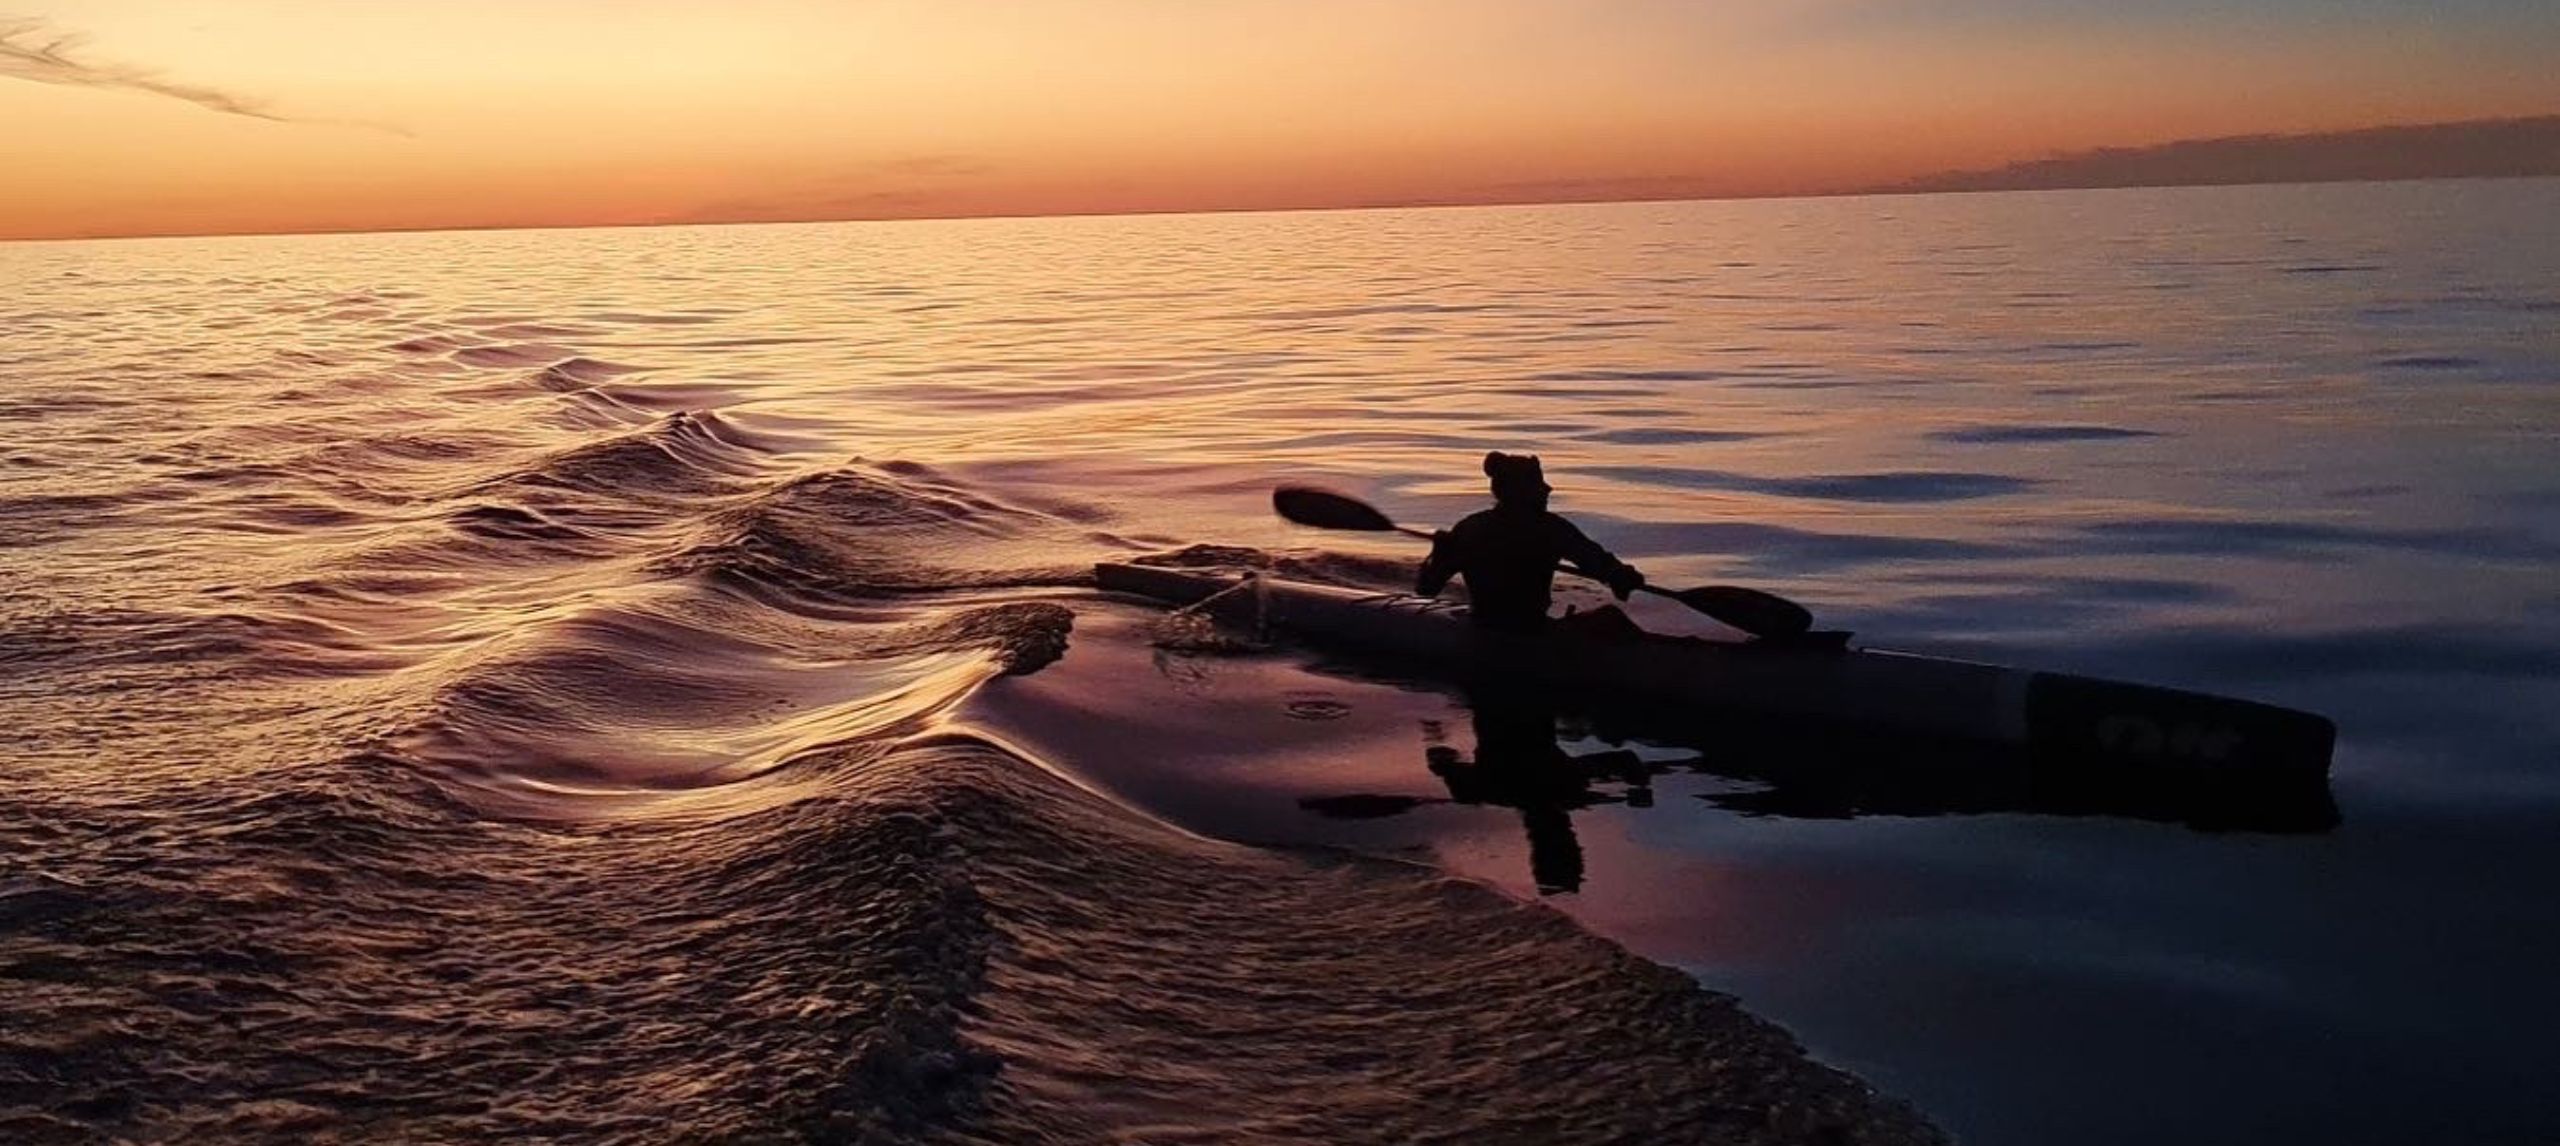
1271, 485, 1814, 638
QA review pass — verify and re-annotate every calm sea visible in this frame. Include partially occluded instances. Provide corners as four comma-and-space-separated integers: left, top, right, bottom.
4, 178, 2555, 1144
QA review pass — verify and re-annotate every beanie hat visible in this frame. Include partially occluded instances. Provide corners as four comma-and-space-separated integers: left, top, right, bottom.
1484, 451, 1549, 502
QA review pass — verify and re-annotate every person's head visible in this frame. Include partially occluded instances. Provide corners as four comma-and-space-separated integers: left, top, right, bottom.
1483, 451, 1550, 511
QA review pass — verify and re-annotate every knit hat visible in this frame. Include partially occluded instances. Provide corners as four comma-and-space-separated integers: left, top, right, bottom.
1484, 451, 1549, 502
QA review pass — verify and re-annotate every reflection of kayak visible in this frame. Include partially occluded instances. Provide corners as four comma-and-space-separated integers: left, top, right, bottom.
1095, 561, 2336, 781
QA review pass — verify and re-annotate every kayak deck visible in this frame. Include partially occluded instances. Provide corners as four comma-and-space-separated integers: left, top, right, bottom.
1095, 561, 2337, 784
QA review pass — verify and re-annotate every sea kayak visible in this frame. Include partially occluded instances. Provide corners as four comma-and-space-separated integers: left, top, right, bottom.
1095, 561, 2336, 781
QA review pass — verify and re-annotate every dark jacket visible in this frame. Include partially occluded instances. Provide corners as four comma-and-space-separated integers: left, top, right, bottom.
1416, 505, 1639, 629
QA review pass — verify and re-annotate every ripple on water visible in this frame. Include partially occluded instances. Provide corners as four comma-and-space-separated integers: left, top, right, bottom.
451, 343, 573, 368
1927, 425, 2161, 444
2070, 517, 2552, 561
1581, 465, 2040, 503
3, 185, 2553, 1146
1574, 427, 1778, 445
582, 310, 730, 325
1527, 367, 1737, 382
1592, 517, 2028, 574
2375, 354, 2485, 371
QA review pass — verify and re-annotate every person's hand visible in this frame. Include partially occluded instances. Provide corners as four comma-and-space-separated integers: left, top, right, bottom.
1609, 567, 1645, 601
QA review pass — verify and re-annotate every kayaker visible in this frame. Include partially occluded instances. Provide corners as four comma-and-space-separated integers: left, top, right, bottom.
1416, 451, 1646, 631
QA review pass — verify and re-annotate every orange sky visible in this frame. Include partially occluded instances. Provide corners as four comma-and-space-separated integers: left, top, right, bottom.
6, 0, 2559, 240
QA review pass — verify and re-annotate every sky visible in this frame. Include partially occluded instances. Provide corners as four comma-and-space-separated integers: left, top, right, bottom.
5, 0, 2559, 240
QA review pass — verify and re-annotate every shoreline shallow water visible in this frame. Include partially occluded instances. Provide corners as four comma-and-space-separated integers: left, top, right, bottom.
6, 180, 2557, 1143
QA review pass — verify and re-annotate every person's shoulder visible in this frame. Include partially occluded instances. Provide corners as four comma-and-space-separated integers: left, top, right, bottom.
1539, 510, 1592, 537
1449, 507, 1503, 534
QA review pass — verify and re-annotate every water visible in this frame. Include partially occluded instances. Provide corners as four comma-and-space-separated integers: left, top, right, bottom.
3, 179, 2555, 1143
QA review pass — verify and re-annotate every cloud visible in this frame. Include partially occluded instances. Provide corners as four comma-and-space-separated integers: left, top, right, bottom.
1881, 115, 2560, 193
867, 155, 997, 179
669, 156, 1000, 224
1468, 174, 1731, 203
0, 15, 404, 133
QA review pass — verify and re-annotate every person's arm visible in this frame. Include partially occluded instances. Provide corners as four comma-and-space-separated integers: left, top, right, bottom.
1554, 517, 1644, 600
1416, 529, 1462, 596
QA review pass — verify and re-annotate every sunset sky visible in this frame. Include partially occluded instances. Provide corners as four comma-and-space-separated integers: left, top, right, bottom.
7, 0, 2560, 240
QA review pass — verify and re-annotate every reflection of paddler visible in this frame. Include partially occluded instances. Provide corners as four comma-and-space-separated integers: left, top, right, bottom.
1428, 740, 1584, 896
1427, 686, 1650, 895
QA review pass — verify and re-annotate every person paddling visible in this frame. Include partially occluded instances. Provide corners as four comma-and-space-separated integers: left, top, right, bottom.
1272, 475, 1809, 637
1416, 452, 1646, 632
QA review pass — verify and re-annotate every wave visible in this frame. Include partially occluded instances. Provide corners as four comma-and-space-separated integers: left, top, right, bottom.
445, 500, 601, 544
388, 332, 476, 354
0, 393, 131, 424
483, 410, 772, 501
378, 599, 981, 815
656, 464, 1094, 606
0, 735, 1941, 1143
529, 356, 644, 392
0, 490, 137, 546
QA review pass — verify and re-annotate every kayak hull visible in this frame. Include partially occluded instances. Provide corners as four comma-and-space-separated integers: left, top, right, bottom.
1095, 562, 2336, 783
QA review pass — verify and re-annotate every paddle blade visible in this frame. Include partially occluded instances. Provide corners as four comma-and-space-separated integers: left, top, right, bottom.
1272, 486, 1400, 532
1663, 584, 1814, 639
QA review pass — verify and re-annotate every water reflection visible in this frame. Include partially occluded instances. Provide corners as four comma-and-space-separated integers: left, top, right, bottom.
1435, 688, 1655, 894
1302, 685, 2338, 896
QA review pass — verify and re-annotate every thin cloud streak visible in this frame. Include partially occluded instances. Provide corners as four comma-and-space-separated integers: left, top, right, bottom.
0, 15, 406, 134
669, 155, 1002, 225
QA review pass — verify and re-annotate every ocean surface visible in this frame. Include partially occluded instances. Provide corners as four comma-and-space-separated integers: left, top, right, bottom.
4, 179, 2555, 1144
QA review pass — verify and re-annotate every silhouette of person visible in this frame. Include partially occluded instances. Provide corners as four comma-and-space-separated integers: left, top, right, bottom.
1415, 452, 1645, 632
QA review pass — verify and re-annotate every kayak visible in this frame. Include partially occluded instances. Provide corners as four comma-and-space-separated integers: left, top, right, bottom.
1095, 561, 2336, 782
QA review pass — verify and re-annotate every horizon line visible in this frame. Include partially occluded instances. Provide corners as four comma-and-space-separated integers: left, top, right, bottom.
7, 171, 2555, 247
